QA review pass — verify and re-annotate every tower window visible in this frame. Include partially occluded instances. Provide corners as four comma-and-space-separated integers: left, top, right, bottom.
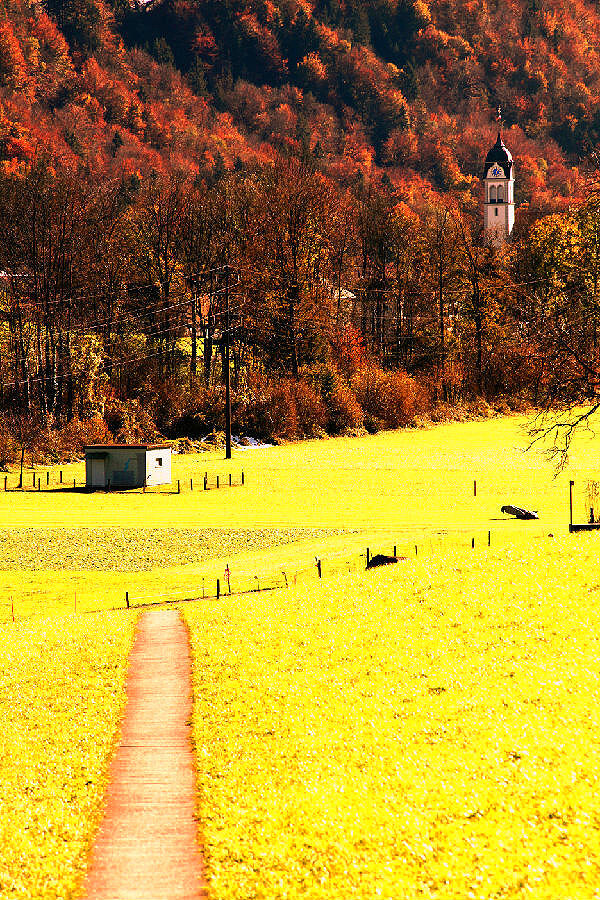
489, 186, 497, 202
497, 185, 504, 202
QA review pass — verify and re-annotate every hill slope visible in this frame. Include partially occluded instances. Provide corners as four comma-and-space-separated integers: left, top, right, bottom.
0, 0, 598, 209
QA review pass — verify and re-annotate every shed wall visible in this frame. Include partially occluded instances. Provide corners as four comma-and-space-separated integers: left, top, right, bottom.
106, 449, 145, 488
85, 449, 145, 488
145, 449, 171, 486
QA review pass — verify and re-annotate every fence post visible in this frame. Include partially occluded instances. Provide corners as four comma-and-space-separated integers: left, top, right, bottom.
46, 471, 49, 486
217, 579, 220, 599
474, 479, 477, 497
32, 472, 35, 487
73, 477, 76, 489
415, 544, 418, 556
569, 480, 574, 530
125, 591, 129, 609
177, 479, 180, 494
488, 530, 491, 547
366, 547, 370, 567
229, 473, 232, 486
472, 537, 475, 549
204, 474, 207, 490
3, 476, 6, 491
393, 544, 397, 558
242, 471, 245, 486
216, 475, 219, 489
190, 478, 193, 490
60, 470, 63, 484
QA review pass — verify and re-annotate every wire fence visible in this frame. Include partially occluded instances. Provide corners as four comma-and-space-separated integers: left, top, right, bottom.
0, 523, 551, 626
0, 470, 245, 493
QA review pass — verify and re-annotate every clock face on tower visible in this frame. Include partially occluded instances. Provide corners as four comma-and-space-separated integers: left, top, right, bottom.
489, 164, 503, 177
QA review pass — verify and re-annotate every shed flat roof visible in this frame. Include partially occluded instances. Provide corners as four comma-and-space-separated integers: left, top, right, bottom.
84, 444, 170, 451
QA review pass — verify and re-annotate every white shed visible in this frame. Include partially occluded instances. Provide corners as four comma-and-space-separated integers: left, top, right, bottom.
84, 444, 171, 490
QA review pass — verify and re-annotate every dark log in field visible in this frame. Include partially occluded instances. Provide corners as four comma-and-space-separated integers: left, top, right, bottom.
367, 554, 404, 569
501, 505, 538, 520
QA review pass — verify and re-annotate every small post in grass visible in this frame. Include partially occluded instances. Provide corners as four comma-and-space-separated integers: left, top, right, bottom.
60, 470, 63, 484
216, 579, 220, 600
73, 477, 76, 489
474, 479, 477, 497
488, 530, 491, 547
393, 545, 397, 558
366, 547, 370, 567
570, 480, 574, 530
125, 591, 129, 609
242, 470, 245, 486
190, 478, 193, 491
177, 479, 180, 494
3, 476, 6, 491
216, 475, 219, 489
32, 472, 35, 487
415, 544, 418, 557
46, 471, 49, 486
229, 473, 232, 487
472, 537, 475, 549
204, 474, 207, 490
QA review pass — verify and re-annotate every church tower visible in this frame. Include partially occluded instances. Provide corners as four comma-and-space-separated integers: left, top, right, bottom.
483, 111, 515, 248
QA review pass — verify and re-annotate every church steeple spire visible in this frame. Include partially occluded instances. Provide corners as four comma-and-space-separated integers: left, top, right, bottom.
483, 111, 515, 248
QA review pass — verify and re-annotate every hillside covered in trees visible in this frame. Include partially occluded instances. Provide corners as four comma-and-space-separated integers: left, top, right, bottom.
2, 0, 599, 204
0, 0, 598, 458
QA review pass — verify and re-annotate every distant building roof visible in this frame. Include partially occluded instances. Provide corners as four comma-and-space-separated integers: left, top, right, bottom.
484, 132, 513, 178
84, 444, 170, 451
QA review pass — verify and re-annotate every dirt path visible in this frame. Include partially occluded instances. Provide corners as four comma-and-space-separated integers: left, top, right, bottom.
82, 608, 207, 900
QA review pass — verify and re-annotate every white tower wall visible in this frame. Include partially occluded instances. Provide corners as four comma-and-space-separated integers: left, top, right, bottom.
483, 134, 515, 249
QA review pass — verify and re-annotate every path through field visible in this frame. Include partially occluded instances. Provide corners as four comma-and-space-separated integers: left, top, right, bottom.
82, 608, 206, 900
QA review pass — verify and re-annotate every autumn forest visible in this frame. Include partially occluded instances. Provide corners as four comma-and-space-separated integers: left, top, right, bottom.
1, 0, 600, 457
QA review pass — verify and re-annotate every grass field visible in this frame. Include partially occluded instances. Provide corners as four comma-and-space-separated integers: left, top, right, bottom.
0, 610, 136, 900
185, 538, 600, 899
3, 413, 600, 897
0, 413, 598, 623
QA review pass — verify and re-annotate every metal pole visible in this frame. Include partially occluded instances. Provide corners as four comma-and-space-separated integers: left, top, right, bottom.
191, 279, 197, 377
570, 479, 574, 529
225, 265, 232, 460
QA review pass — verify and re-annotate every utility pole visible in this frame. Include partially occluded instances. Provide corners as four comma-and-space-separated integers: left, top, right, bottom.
224, 265, 232, 460
190, 276, 197, 378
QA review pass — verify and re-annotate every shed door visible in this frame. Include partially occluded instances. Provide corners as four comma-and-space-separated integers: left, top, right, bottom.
91, 457, 105, 487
